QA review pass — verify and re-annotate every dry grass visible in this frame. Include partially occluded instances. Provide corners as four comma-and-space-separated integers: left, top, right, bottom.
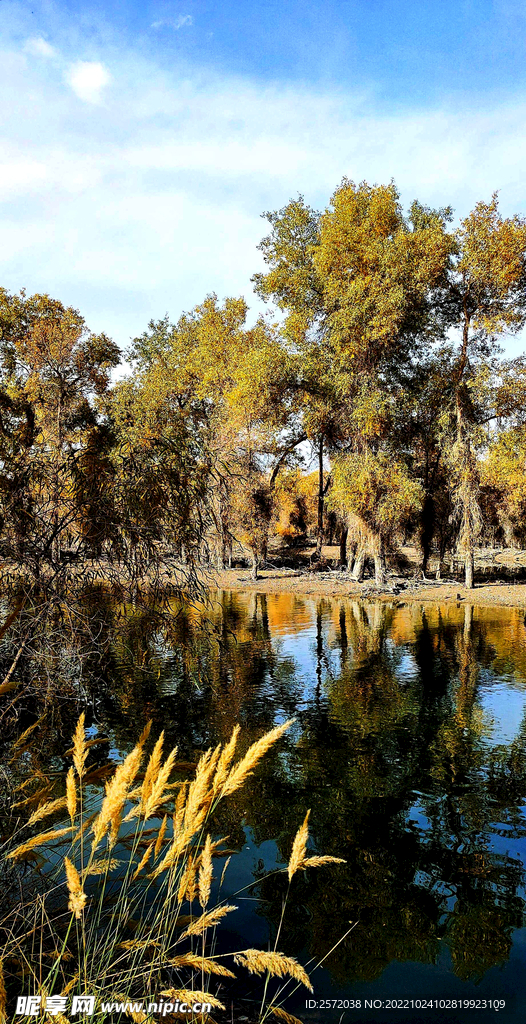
220, 720, 293, 797
0, 959, 6, 1024
159, 988, 226, 1011
0, 713, 346, 1024
72, 712, 87, 778
234, 951, 313, 991
288, 810, 345, 880
269, 1006, 304, 1024
287, 810, 310, 881
66, 768, 77, 822
64, 856, 87, 919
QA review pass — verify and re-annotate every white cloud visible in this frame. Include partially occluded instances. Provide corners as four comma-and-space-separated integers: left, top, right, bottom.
0, 156, 47, 198
151, 14, 193, 30
65, 61, 111, 104
24, 37, 57, 59
1, 41, 526, 355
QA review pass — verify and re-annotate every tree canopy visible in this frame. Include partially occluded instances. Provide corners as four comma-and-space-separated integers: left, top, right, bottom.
2, 181, 526, 592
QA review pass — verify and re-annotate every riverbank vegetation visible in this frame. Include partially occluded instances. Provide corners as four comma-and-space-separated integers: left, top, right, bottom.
1, 713, 347, 1024
2, 179, 526, 604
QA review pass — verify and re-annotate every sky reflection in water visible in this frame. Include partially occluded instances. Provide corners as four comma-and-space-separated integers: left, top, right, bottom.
15, 591, 526, 1023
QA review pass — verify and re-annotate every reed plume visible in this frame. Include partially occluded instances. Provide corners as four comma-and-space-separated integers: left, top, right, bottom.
287, 810, 345, 879
154, 814, 168, 859
12, 719, 41, 750
66, 767, 77, 821
65, 856, 87, 919
91, 743, 143, 851
139, 733, 164, 807
72, 713, 88, 778
137, 719, 152, 747
183, 746, 220, 830
113, 995, 148, 1023
234, 950, 312, 991
303, 855, 345, 868
159, 990, 226, 1012
83, 858, 121, 876
220, 719, 294, 797
177, 853, 197, 904
119, 939, 160, 952
173, 782, 186, 835
269, 1007, 305, 1024
13, 784, 53, 810
220, 855, 231, 888
212, 724, 240, 794
141, 745, 179, 818
61, 973, 80, 996
169, 954, 235, 978
288, 810, 310, 881
26, 796, 67, 827
181, 904, 237, 938
8, 826, 72, 860
71, 812, 98, 846
132, 841, 154, 880
198, 834, 213, 908
153, 751, 218, 878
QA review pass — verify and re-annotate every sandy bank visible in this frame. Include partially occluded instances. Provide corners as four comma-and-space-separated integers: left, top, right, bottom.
210, 567, 526, 608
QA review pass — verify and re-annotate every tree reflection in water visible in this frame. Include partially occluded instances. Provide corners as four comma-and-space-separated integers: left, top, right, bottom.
3, 590, 526, 995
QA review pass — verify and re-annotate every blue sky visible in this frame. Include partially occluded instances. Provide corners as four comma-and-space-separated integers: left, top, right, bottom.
3, 0, 526, 352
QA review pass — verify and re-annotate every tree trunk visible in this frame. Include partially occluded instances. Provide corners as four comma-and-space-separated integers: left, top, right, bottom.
351, 548, 365, 581
217, 530, 229, 570
465, 549, 474, 590
251, 549, 258, 580
315, 435, 324, 559
420, 495, 434, 577
374, 538, 386, 587
339, 526, 348, 568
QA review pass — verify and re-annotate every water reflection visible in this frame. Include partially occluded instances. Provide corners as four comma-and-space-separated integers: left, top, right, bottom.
4, 592, 526, 1018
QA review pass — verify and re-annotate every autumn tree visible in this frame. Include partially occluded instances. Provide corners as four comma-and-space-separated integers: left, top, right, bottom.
253, 197, 341, 557
106, 373, 211, 596
127, 294, 298, 576
0, 290, 120, 583
481, 361, 526, 546
328, 451, 423, 585
307, 181, 453, 581
438, 196, 526, 587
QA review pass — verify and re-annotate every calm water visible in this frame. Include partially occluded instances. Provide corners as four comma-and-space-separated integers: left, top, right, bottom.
9, 591, 526, 1022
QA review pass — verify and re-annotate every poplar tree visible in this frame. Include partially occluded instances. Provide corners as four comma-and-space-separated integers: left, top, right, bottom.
0, 290, 120, 582
440, 196, 526, 587
252, 197, 339, 558
312, 180, 452, 583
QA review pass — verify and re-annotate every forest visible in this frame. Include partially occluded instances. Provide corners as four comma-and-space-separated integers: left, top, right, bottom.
2, 178, 526, 597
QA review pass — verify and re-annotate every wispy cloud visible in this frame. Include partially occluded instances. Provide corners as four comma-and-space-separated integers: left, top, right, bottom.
151, 14, 193, 30
24, 37, 57, 59
1, 34, 526, 353
65, 61, 111, 104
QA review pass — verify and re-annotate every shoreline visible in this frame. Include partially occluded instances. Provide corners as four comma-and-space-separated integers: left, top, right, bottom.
210, 567, 526, 608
